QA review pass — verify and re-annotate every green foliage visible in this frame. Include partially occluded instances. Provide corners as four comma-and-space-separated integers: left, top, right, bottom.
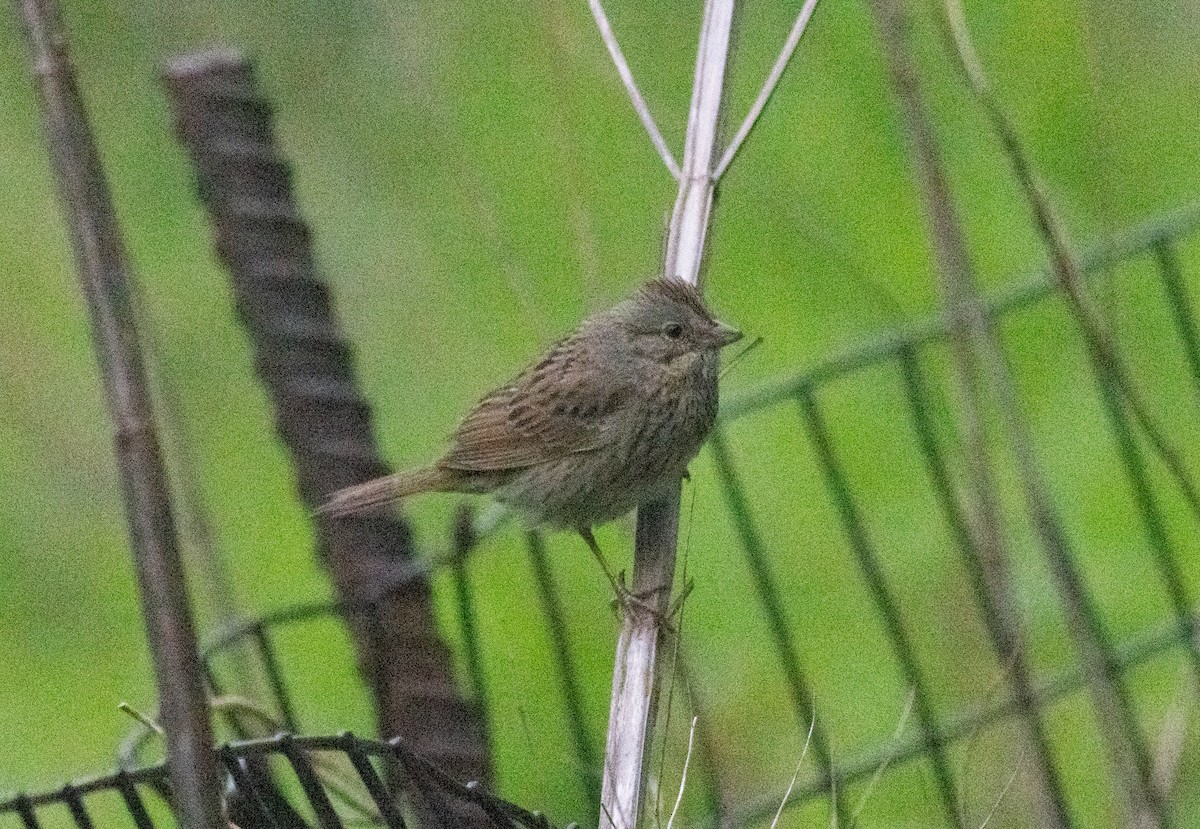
2, 1, 1199, 826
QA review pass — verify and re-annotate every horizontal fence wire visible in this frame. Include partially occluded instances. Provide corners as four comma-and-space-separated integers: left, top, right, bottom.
719, 609, 1197, 828
720, 199, 1200, 423
4, 611, 1194, 827
6, 201, 1200, 829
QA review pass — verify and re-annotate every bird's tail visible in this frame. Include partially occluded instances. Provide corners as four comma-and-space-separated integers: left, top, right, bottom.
317, 466, 453, 518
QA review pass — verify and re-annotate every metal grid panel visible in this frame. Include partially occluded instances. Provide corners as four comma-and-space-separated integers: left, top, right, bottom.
4, 204, 1199, 828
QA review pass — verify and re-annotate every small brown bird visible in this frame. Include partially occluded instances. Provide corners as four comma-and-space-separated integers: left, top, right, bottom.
319, 277, 741, 555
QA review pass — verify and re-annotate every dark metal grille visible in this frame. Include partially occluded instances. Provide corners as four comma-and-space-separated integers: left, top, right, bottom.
1, 734, 558, 829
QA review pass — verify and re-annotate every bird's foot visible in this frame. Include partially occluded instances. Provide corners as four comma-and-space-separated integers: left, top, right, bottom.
607, 574, 693, 634
580, 527, 692, 631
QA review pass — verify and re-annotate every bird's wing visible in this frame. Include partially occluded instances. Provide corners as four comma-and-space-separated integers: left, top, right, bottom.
441, 336, 629, 472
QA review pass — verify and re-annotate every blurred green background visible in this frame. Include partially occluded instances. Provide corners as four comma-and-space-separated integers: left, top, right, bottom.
3, 0, 1200, 826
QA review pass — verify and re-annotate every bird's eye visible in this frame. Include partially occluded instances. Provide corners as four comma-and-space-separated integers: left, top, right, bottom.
663, 322, 684, 340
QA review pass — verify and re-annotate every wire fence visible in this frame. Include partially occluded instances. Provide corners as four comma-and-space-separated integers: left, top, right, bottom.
0, 733, 558, 829
5, 200, 1197, 829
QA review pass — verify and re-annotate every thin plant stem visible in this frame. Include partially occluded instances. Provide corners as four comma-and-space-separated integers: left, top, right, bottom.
866, 0, 1166, 825
977, 757, 1024, 829
715, 0, 822, 178
848, 690, 916, 828
14, 2, 223, 826
897, 346, 1072, 828
770, 715, 817, 829
938, 0, 1200, 522
599, 3, 736, 827
587, 0, 681, 179
720, 202, 1200, 423
666, 717, 699, 829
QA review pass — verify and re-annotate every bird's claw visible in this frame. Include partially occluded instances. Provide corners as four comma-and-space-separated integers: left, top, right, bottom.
607, 575, 692, 634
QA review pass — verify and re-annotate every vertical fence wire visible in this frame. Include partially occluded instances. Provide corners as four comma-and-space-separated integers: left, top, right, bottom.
526, 532, 603, 811
114, 774, 155, 829
453, 506, 492, 755
344, 739, 409, 829
794, 384, 960, 827
1154, 242, 1200, 410
14, 796, 40, 829
280, 738, 345, 829
252, 623, 301, 734
895, 343, 1074, 826
1089, 366, 1200, 686
60, 787, 93, 829
864, 0, 1170, 820
220, 750, 286, 829
707, 429, 846, 819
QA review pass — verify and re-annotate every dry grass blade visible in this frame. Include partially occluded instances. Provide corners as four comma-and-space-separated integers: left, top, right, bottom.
1151, 673, 1192, 795
848, 689, 916, 828
938, 0, 1200, 521
770, 714, 817, 829
868, 0, 1164, 824
977, 757, 1024, 829
666, 717, 700, 829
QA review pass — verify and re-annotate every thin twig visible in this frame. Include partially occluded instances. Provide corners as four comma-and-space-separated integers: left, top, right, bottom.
897, 346, 1071, 829
938, 0, 1200, 522
977, 757, 1024, 829
714, 611, 1196, 829
14, 2, 223, 827
715, 0, 822, 178
587, 0, 681, 179
675, 644, 730, 821
1151, 672, 1192, 795
848, 689, 916, 828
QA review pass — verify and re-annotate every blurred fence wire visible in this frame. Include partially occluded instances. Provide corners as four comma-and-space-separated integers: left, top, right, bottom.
5, 199, 1198, 829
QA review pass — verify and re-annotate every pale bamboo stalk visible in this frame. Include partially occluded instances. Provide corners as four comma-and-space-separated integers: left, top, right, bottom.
663, 0, 735, 288
598, 3, 735, 827
13, 1, 222, 827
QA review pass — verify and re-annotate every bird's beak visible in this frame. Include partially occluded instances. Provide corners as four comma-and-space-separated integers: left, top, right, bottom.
712, 321, 743, 348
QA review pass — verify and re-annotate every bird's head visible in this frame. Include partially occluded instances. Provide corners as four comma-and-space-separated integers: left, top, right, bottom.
605, 277, 742, 366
